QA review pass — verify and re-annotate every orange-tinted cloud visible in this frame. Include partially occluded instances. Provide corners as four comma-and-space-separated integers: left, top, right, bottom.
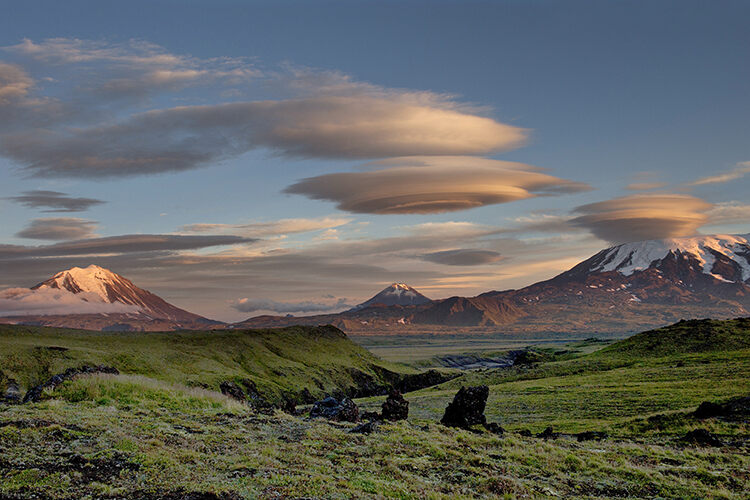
285, 156, 591, 214
571, 193, 713, 244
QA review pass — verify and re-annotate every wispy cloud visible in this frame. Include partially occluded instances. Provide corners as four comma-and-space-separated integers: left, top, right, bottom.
181, 216, 352, 238
688, 161, 750, 186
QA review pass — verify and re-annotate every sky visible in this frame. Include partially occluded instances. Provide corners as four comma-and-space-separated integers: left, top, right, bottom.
0, 0, 748, 322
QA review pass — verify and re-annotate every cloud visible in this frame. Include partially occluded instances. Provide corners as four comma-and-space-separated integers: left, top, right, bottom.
0, 287, 140, 316
231, 296, 353, 314
285, 156, 591, 214
6, 38, 257, 99
181, 216, 352, 238
706, 201, 750, 225
0, 62, 32, 103
625, 182, 667, 191
571, 193, 713, 244
689, 162, 750, 186
419, 249, 504, 266
2, 98, 527, 179
7, 190, 105, 212
0, 39, 529, 179
0, 234, 255, 259
16, 217, 98, 240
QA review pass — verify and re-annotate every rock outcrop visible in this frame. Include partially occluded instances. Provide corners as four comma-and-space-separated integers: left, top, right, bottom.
309, 396, 359, 422
441, 385, 489, 428
381, 390, 409, 421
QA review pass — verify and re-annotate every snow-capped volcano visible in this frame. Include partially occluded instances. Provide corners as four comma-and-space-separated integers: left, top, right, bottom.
0, 265, 220, 331
31, 264, 206, 322
574, 234, 750, 283
350, 283, 432, 311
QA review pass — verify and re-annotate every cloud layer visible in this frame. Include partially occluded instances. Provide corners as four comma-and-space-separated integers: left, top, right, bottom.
0, 287, 140, 316
231, 296, 353, 314
286, 156, 591, 214
7, 190, 105, 212
16, 217, 97, 240
0, 38, 530, 179
571, 193, 713, 244
419, 249, 504, 266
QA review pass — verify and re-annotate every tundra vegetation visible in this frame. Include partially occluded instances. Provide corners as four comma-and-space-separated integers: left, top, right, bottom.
0, 319, 748, 499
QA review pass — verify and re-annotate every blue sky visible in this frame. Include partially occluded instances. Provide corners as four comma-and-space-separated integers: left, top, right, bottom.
0, 0, 748, 321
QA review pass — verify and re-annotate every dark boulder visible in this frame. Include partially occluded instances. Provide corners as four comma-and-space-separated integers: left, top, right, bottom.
536, 426, 558, 439
350, 420, 380, 434
518, 429, 532, 437
575, 431, 608, 442
361, 410, 381, 421
381, 390, 409, 421
3, 379, 21, 403
309, 396, 359, 422
398, 370, 456, 393
483, 422, 505, 435
680, 429, 723, 447
219, 381, 246, 401
440, 385, 489, 428
694, 396, 750, 421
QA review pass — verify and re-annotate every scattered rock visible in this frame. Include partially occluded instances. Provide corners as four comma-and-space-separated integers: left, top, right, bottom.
2, 379, 21, 403
536, 426, 558, 439
361, 410, 381, 421
22, 365, 119, 403
381, 390, 409, 421
219, 381, 246, 401
350, 420, 380, 434
483, 422, 505, 435
680, 429, 723, 447
397, 369, 457, 393
440, 385, 489, 428
575, 431, 608, 442
694, 396, 750, 421
518, 429, 532, 437
309, 396, 359, 422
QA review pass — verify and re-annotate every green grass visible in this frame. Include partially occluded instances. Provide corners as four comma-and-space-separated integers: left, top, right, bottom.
1, 373, 748, 499
1, 318, 749, 498
0, 324, 419, 404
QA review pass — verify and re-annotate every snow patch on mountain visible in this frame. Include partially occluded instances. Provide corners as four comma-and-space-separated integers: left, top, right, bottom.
590, 234, 750, 282
350, 283, 431, 310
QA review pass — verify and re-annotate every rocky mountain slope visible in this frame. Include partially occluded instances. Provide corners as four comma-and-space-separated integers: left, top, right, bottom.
350, 283, 431, 310
239, 234, 750, 335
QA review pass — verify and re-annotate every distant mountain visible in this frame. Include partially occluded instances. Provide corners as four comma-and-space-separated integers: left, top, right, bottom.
1, 265, 220, 331
350, 283, 431, 310
238, 234, 750, 335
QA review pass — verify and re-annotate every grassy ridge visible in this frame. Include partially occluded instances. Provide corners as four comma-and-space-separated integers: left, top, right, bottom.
0, 324, 417, 403
361, 317, 750, 433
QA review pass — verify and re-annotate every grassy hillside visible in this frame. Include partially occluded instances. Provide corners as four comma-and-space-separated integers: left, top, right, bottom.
362, 317, 750, 433
598, 317, 750, 357
1, 318, 748, 498
0, 324, 422, 404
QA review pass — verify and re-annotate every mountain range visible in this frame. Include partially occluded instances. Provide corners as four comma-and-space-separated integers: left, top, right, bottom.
1, 234, 749, 334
